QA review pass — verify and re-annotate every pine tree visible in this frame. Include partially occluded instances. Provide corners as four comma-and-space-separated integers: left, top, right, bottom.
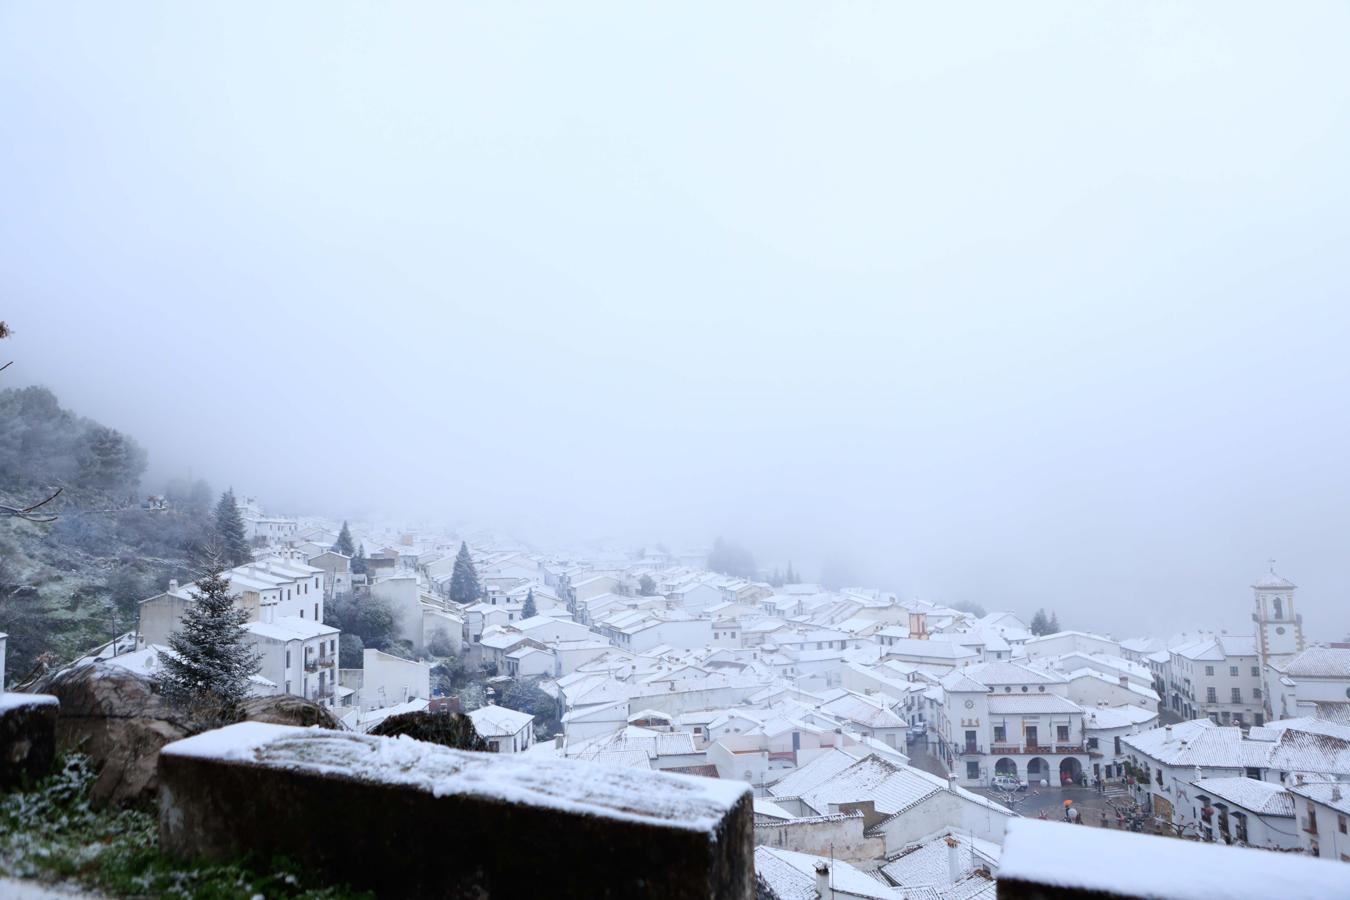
785, 562, 797, 584
449, 541, 481, 604
334, 520, 356, 557
351, 543, 368, 576
1047, 611, 1060, 634
1030, 608, 1048, 636
522, 588, 537, 619
156, 569, 261, 724
638, 574, 657, 596
213, 489, 251, 566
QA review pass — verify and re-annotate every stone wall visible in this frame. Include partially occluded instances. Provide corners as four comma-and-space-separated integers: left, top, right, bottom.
753, 811, 884, 863
159, 722, 755, 899
0, 693, 58, 787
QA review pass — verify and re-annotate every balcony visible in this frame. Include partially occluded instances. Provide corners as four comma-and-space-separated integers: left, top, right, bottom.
303, 658, 319, 673
314, 685, 335, 701
318, 653, 336, 667
960, 744, 984, 756
990, 743, 1084, 756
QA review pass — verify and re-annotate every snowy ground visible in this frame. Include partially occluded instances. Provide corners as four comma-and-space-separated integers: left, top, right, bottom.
0, 878, 98, 898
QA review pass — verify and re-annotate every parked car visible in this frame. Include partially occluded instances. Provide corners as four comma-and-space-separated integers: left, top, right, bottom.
991, 774, 1027, 792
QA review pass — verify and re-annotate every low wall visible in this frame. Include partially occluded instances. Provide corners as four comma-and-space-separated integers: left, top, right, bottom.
753, 811, 884, 863
0, 692, 58, 787
158, 723, 755, 899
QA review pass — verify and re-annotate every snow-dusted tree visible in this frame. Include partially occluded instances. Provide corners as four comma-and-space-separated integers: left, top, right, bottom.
334, 520, 355, 557
213, 489, 251, 566
156, 568, 260, 725
1046, 611, 1061, 634
522, 588, 537, 619
785, 561, 797, 584
1030, 608, 1048, 636
638, 574, 657, 596
448, 541, 481, 604
351, 543, 368, 576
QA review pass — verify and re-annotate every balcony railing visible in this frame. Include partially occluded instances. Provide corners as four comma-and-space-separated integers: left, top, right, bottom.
303, 658, 319, 673
318, 653, 336, 667
990, 743, 1085, 756
960, 745, 983, 756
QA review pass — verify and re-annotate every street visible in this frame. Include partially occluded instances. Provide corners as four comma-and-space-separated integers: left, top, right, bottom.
907, 735, 1136, 827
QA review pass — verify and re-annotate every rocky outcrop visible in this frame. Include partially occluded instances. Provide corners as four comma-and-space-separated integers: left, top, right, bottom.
238, 694, 343, 730
39, 663, 341, 807
40, 663, 191, 807
0, 693, 59, 788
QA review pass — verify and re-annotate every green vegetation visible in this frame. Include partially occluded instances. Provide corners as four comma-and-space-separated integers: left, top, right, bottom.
0, 755, 371, 899
0, 389, 213, 681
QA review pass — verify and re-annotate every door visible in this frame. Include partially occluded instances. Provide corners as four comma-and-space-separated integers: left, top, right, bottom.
1025, 725, 1038, 748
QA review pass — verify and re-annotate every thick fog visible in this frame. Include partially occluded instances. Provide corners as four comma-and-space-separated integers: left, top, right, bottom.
3, 4, 1349, 639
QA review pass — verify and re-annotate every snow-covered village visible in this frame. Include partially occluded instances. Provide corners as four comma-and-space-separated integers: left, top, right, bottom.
6, 3, 1350, 899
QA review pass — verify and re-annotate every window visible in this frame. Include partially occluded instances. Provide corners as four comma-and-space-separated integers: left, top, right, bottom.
1254, 688, 1262, 699
286, 650, 291, 667
966, 762, 980, 780
1206, 687, 1217, 703
1205, 666, 1214, 676
1340, 814, 1347, 835
1251, 666, 1259, 677
1231, 688, 1242, 703
1057, 725, 1070, 742
994, 725, 1006, 743
314, 603, 319, 619
1114, 736, 1122, 755
1229, 666, 1238, 677
1037, 685, 1046, 692
1246, 767, 1262, 780
1273, 596, 1283, 619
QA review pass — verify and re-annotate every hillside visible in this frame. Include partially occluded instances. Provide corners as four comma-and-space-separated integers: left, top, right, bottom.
0, 386, 210, 682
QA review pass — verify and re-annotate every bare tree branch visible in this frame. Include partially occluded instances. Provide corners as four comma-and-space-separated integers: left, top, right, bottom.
0, 486, 63, 523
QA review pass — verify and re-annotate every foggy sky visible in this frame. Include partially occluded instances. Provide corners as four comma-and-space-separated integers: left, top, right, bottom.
3, 3, 1350, 639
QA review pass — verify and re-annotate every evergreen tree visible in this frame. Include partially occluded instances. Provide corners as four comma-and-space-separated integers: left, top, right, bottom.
1046, 611, 1060, 634
213, 489, 251, 566
351, 543, 368, 576
155, 569, 261, 724
1030, 608, 1048, 636
785, 562, 797, 584
638, 574, 657, 596
522, 588, 537, 619
334, 520, 355, 557
449, 541, 481, 604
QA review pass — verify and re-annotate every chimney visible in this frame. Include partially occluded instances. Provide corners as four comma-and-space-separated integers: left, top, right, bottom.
1165, 725, 1173, 740
168, 578, 179, 593
1333, 785, 1343, 803
554, 733, 564, 749
814, 861, 829, 898
946, 835, 962, 884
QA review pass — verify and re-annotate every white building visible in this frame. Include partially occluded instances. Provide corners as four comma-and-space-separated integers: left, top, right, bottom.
934, 661, 1089, 789
1289, 781, 1350, 861
1266, 647, 1350, 722
468, 704, 536, 753
1167, 634, 1264, 727
244, 616, 341, 708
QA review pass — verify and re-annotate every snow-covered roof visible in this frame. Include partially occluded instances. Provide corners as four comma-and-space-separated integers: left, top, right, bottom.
1190, 777, 1294, 817
755, 846, 899, 900
1272, 647, 1350, 679
245, 616, 338, 642
1083, 705, 1158, 730
880, 830, 1000, 894
467, 704, 534, 737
